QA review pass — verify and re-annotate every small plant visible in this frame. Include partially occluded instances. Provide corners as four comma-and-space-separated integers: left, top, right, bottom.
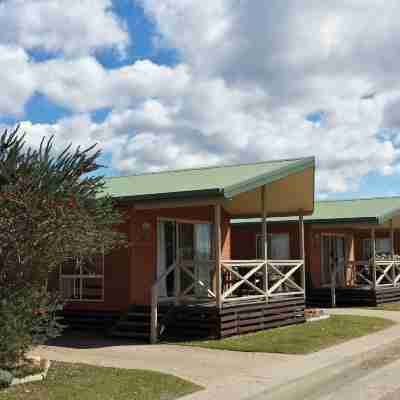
0, 369, 12, 388
0, 285, 63, 371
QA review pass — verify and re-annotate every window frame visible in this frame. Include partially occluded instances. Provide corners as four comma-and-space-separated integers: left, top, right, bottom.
256, 232, 291, 260
362, 237, 392, 260
59, 255, 105, 302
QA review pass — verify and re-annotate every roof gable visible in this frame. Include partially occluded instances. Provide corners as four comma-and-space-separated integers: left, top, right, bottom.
102, 157, 315, 202
232, 196, 400, 225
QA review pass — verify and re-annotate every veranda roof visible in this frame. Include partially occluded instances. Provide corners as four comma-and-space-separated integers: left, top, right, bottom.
232, 196, 400, 226
103, 156, 315, 217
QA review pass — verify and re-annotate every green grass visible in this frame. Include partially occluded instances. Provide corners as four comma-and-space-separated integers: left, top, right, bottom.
0, 361, 202, 400
182, 315, 394, 354
375, 303, 400, 311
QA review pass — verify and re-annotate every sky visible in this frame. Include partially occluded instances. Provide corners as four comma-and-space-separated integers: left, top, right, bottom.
1, 0, 400, 199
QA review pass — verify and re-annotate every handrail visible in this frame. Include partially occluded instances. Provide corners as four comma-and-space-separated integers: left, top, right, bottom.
150, 262, 177, 344
350, 259, 400, 288
220, 259, 305, 300
267, 260, 305, 296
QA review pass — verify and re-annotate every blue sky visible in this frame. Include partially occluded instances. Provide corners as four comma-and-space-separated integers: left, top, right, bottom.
1, 1, 400, 199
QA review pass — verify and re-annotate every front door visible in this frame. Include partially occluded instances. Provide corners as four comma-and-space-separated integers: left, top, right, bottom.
157, 220, 213, 299
321, 235, 345, 287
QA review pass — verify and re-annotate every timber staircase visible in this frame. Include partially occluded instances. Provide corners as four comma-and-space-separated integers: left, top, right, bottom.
110, 305, 159, 341
111, 303, 217, 342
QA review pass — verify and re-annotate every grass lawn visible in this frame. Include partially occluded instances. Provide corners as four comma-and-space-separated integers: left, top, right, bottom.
182, 315, 394, 354
0, 361, 202, 400
375, 303, 400, 311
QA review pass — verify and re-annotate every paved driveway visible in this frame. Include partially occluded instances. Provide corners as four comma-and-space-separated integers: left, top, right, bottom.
32, 308, 400, 400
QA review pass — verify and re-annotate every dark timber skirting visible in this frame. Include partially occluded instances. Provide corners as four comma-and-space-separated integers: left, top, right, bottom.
218, 296, 305, 338
376, 287, 400, 305
61, 297, 306, 341
161, 296, 305, 340
61, 310, 120, 331
307, 286, 400, 307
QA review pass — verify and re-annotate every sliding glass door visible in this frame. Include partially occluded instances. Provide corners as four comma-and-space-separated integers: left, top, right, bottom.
157, 219, 213, 300
321, 235, 345, 287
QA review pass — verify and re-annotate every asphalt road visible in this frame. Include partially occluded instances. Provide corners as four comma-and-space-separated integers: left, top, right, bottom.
249, 337, 400, 400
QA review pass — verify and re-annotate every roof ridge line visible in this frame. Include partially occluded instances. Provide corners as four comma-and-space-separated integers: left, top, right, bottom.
317, 195, 400, 203
104, 156, 314, 180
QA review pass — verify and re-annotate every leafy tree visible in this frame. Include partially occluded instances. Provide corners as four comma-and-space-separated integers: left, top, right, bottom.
0, 126, 126, 287
0, 127, 126, 371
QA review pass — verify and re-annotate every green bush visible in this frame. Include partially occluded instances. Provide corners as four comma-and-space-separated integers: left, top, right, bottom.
0, 369, 13, 388
0, 285, 63, 370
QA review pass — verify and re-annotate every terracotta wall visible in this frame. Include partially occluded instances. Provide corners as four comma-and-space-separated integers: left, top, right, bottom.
231, 222, 400, 289
307, 227, 400, 287
68, 203, 232, 311
231, 222, 301, 260
130, 205, 225, 306
65, 213, 132, 312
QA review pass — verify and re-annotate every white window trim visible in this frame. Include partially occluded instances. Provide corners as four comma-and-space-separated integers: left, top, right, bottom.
60, 256, 104, 302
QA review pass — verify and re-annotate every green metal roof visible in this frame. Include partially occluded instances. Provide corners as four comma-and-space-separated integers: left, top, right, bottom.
232, 196, 400, 225
102, 157, 314, 202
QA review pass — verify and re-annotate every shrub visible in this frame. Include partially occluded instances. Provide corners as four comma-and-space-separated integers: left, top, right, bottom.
0, 285, 63, 370
0, 368, 13, 388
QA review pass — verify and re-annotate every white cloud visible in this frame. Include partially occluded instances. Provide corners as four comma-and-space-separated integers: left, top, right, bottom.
33, 58, 190, 112
0, 45, 37, 115
2, 1, 400, 195
0, 0, 128, 57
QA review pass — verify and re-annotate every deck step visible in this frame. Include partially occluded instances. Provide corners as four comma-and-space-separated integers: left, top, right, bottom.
110, 330, 150, 339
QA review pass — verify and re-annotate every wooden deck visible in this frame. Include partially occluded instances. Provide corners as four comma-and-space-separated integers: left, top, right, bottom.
61, 296, 306, 342
307, 286, 400, 307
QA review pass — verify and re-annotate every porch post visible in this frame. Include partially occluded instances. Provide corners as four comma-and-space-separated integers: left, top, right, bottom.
330, 236, 336, 307
391, 220, 395, 258
299, 214, 305, 297
174, 223, 181, 305
261, 185, 268, 298
372, 227, 377, 289
214, 204, 222, 309
390, 219, 396, 286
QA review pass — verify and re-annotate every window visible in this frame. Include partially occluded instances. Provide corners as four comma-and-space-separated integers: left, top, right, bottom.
362, 238, 392, 260
60, 255, 104, 301
256, 233, 290, 259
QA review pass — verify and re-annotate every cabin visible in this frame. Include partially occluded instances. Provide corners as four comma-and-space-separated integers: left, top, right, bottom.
231, 197, 400, 307
60, 157, 315, 342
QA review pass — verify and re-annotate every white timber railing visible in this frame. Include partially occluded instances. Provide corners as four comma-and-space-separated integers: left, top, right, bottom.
351, 259, 400, 288
150, 258, 305, 343
267, 260, 305, 297
221, 260, 267, 302
150, 259, 216, 343
220, 259, 305, 302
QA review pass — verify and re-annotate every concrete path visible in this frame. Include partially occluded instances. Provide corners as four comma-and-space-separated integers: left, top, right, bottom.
32, 308, 400, 400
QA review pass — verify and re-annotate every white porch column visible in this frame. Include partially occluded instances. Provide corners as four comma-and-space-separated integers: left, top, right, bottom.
390, 219, 396, 285
372, 227, 377, 289
299, 214, 305, 297
261, 185, 268, 297
174, 223, 181, 305
214, 204, 222, 309
391, 220, 395, 258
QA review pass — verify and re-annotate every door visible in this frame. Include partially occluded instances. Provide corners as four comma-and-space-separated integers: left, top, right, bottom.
321, 235, 346, 287
178, 222, 213, 297
157, 220, 213, 299
157, 220, 177, 298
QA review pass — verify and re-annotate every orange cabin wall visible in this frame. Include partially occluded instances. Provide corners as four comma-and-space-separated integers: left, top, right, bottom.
64, 215, 132, 312
231, 222, 301, 260
66, 204, 232, 311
